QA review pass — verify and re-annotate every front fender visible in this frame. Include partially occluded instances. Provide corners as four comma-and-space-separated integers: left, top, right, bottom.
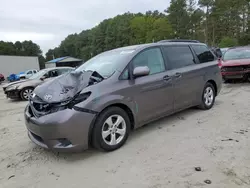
77, 94, 138, 144
84, 94, 137, 116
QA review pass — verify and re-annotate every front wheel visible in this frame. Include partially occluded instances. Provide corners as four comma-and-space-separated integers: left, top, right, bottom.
198, 83, 215, 110
20, 87, 34, 101
92, 107, 131, 151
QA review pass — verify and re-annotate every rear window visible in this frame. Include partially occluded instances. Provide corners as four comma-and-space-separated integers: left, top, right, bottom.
162, 46, 195, 69
192, 45, 215, 63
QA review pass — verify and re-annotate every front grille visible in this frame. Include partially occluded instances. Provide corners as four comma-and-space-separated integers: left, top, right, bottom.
30, 132, 44, 143
221, 65, 250, 72
29, 95, 67, 118
6, 91, 18, 98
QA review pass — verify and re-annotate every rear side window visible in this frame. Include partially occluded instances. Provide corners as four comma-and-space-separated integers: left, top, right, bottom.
162, 46, 195, 69
57, 68, 72, 75
192, 45, 215, 63
48, 70, 59, 77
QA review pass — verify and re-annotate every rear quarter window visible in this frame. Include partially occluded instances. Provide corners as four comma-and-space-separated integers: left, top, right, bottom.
162, 46, 195, 69
192, 45, 215, 63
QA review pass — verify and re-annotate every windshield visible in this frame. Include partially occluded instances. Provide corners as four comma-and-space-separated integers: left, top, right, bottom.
76, 50, 134, 77
223, 48, 250, 60
29, 70, 47, 80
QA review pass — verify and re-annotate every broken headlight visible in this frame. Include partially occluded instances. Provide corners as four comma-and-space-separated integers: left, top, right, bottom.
68, 92, 91, 109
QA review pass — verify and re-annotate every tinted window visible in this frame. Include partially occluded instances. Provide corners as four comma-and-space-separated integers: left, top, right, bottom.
27, 71, 32, 74
48, 70, 59, 77
132, 48, 165, 75
163, 46, 194, 69
192, 45, 215, 63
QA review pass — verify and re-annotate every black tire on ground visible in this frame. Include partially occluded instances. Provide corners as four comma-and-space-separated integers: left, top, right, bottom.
20, 87, 34, 101
246, 74, 250, 83
92, 107, 131, 152
198, 82, 216, 110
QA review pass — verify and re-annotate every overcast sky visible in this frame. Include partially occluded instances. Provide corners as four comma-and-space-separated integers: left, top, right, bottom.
0, 0, 170, 54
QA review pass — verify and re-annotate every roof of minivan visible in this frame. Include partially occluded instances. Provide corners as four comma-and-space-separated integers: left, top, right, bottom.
109, 42, 207, 53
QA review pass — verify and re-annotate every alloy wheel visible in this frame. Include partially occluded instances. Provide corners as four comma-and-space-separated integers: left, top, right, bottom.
204, 86, 214, 106
22, 89, 33, 100
101, 115, 126, 146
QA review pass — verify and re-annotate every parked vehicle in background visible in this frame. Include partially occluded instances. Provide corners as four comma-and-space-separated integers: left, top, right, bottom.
220, 48, 229, 55
19, 69, 38, 79
220, 46, 250, 82
210, 47, 222, 58
24, 42, 222, 152
7, 73, 20, 82
0, 73, 5, 82
3, 67, 73, 100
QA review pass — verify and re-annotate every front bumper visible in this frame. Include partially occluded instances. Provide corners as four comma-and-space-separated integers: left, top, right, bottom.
221, 70, 250, 79
24, 105, 96, 152
4, 89, 20, 99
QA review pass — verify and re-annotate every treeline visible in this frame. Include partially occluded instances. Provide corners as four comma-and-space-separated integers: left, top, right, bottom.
45, 0, 250, 62
1, 0, 250, 64
0, 40, 45, 68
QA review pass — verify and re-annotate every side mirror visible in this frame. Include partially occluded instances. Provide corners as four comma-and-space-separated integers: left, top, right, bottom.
40, 76, 46, 81
133, 66, 150, 78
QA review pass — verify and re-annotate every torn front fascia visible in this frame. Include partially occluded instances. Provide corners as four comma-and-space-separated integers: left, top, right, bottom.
29, 71, 103, 118
29, 95, 70, 118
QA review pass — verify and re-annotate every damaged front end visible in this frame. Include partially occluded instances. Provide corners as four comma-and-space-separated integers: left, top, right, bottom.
28, 70, 103, 118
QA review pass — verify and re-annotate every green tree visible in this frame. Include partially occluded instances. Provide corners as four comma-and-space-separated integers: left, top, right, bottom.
165, 0, 190, 39
198, 0, 214, 43
219, 37, 238, 48
150, 17, 173, 42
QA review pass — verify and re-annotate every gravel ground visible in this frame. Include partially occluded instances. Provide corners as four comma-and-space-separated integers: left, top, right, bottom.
0, 83, 250, 188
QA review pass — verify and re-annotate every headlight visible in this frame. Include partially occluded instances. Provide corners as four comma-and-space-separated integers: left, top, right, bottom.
6, 85, 18, 91
68, 92, 91, 108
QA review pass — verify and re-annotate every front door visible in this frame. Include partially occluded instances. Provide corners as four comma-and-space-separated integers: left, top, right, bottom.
162, 45, 203, 111
129, 47, 174, 125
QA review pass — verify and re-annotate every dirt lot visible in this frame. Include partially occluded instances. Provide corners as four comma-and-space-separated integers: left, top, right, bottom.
0, 83, 250, 188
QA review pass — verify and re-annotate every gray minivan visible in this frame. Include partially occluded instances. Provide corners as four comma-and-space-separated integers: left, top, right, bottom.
24, 42, 222, 152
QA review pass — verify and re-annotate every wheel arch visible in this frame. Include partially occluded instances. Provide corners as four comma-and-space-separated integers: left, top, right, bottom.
88, 103, 135, 146
19, 86, 35, 99
207, 80, 217, 96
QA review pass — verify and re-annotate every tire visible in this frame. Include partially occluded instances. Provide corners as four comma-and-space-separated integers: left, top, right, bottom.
20, 87, 34, 101
198, 82, 215, 110
246, 74, 250, 83
92, 107, 131, 152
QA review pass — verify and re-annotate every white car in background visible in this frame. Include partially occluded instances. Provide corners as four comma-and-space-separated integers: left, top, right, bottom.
19, 69, 38, 79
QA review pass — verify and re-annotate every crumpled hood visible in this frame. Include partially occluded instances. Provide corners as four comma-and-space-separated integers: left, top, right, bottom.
33, 70, 103, 103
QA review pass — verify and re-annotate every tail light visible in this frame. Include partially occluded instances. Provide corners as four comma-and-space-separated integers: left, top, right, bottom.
218, 58, 222, 69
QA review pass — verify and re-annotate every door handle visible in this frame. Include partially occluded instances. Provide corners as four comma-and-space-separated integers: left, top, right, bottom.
163, 75, 171, 81
174, 72, 182, 78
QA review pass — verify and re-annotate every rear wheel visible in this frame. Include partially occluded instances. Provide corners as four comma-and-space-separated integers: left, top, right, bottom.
92, 107, 131, 151
20, 87, 34, 101
198, 83, 215, 110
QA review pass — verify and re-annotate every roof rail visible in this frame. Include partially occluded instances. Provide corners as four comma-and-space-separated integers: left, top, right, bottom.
157, 39, 201, 43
